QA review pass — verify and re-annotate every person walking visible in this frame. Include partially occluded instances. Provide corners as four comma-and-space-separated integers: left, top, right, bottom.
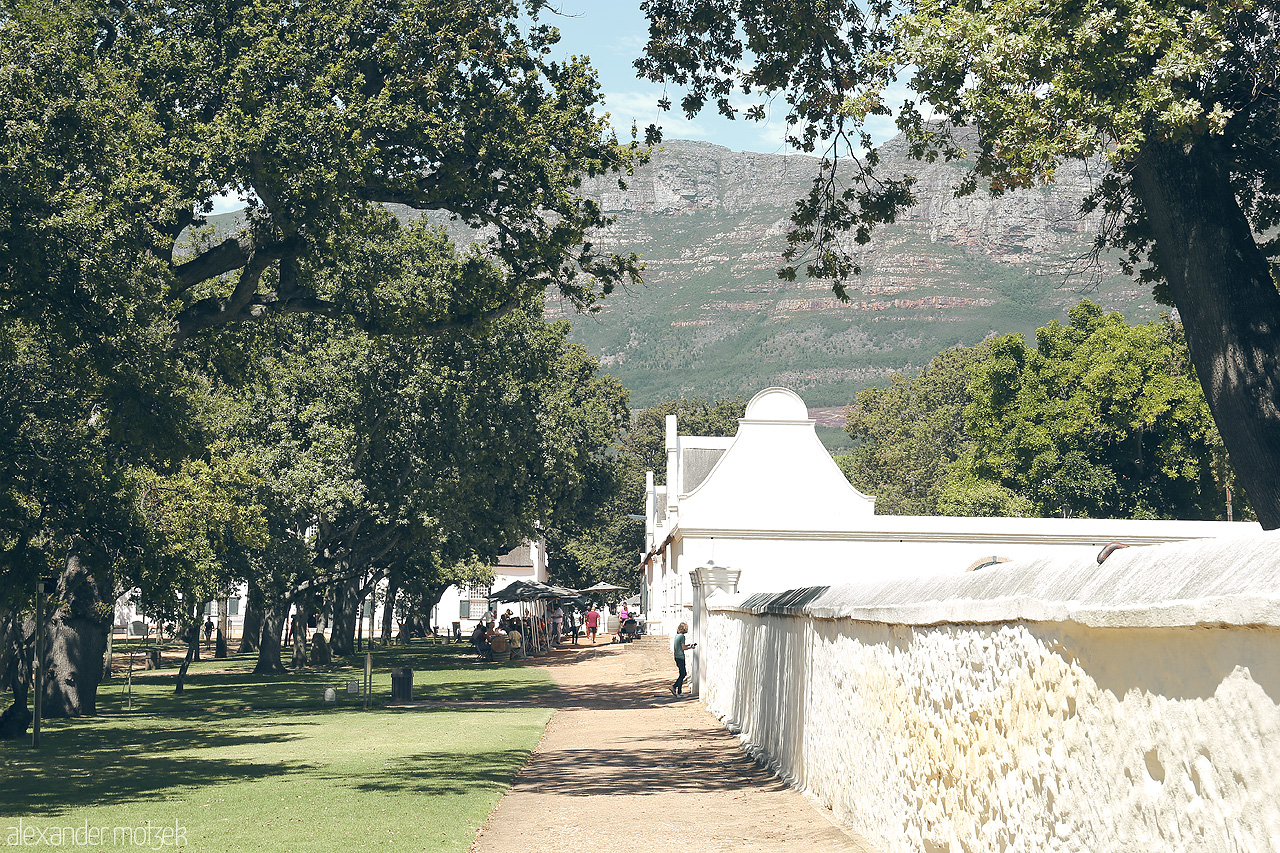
584, 605, 600, 643
671, 622, 696, 696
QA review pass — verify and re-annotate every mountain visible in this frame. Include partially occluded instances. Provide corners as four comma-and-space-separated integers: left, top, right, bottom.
550, 136, 1158, 410
199, 135, 1160, 419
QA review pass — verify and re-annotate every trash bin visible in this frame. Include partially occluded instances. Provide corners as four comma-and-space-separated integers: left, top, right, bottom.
390, 667, 413, 702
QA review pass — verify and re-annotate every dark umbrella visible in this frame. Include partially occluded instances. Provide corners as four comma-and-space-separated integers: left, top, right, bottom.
534, 583, 580, 599
488, 580, 544, 602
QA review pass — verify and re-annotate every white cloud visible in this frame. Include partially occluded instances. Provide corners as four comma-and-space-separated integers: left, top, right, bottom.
604, 89, 715, 140
208, 191, 248, 215
200, 187, 255, 216
751, 121, 794, 155
864, 115, 901, 146
608, 32, 649, 55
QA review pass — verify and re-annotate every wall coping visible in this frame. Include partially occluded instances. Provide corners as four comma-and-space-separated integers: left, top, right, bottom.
706, 532, 1280, 629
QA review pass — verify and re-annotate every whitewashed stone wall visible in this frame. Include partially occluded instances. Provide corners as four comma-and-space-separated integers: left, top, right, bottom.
701, 535, 1280, 853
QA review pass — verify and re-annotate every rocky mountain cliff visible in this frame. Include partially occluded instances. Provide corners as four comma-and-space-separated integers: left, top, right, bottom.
555, 137, 1156, 411
201, 135, 1158, 421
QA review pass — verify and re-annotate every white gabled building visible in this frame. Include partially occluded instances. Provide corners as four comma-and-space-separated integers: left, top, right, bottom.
432, 540, 549, 635
640, 387, 1261, 636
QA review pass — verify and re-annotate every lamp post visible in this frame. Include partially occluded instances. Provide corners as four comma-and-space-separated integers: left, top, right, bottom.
32, 576, 55, 748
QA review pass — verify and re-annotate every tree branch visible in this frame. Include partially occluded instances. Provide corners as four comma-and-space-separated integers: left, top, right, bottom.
170, 233, 304, 294
171, 252, 273, 345
356, 186, 451, 211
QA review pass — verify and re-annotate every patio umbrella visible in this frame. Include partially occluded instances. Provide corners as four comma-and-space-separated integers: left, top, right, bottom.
486, 582, 542, 654
535, 583, 580, 599
580, 582, 628, 593
488, 580, 542, 602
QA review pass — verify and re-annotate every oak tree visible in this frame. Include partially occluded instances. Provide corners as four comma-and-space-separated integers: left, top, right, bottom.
839, 342, 993, 515
1, 0, 646, 713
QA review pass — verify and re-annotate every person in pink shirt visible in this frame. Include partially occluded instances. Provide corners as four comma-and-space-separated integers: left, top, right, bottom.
584, 605, 600, 643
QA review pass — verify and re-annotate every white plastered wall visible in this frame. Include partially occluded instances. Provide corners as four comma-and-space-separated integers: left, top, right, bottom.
701, 534, 1280, 853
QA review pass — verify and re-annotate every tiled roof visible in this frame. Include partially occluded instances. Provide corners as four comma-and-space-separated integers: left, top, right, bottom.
682, 447, 727, 493
495, 544, 533, 567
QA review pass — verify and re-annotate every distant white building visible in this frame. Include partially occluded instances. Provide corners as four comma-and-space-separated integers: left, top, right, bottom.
111, 586, 249, 641
112, 540, 549, 644
432, 540, 549, 635
640, 387, 1260, 636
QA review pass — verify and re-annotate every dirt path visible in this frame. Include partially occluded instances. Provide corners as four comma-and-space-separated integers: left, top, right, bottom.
467, 637, 880, 852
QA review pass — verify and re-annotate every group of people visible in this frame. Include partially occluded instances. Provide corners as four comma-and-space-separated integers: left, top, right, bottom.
468, 601, 693, 700
469, 601, 627, 660
558, 603, 603, 644
469, 610, 529, 661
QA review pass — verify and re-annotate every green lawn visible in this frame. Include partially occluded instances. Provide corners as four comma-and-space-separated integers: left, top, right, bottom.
0, 644, 555, 851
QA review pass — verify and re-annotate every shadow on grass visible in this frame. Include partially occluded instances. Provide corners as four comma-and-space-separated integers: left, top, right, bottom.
0, 640, 560, 818
399, 676, 556, 703
0, 719, 312, 817
92, 642, 553, 714
343, 747, 535, 797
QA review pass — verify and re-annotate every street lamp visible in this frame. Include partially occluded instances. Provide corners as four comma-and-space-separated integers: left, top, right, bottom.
32, 576, 55, 748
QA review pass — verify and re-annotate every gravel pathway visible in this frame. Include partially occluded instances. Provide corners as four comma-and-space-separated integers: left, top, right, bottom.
467, 636, 880, 852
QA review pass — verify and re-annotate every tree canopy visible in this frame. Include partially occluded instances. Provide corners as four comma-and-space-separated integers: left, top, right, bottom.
3, 0, 646, 347
839, 302, 1239, 520
215, 295, 631, 663
838, 342, 995, 516
960, 302, 1235, 519
638, 0, 1280, 527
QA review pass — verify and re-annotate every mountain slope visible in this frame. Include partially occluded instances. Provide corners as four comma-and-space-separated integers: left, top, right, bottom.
555, 137, 1156, 408
198, 136, 1158, 412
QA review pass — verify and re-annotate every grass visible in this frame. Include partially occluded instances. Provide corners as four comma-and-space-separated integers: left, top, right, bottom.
0, 644, 555, 851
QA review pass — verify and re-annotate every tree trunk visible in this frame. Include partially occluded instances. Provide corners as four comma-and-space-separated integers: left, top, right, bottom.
102, 623, 114, 681
253, 601, 289, 675
239, 590, 263, 654
422, 583, 449, 635
380, 577, 399, 643
174, 616, 199, 694
329, 574, 359, 657
0, 610, 35, 739
42, 543, 111, 718
1131, 138, 1280, 529
290, 595, 310, 668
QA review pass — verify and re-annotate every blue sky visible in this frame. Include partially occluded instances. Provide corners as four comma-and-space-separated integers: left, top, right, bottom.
543, 1, 792, 154
544, 1, 904, 154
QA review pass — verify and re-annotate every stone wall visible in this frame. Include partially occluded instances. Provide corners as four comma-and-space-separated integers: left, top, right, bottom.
701, 534, 1280, 853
